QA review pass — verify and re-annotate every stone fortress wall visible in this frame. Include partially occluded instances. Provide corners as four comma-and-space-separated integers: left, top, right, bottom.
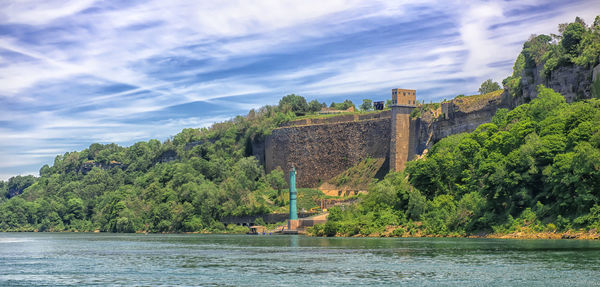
258, 89, 511, 188
264, 116, 392, 187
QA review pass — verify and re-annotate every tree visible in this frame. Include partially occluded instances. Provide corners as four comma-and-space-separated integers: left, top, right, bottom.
360, 99, 373, 111
279, 94, 308, 116
307, 100, 324, 114
478, 79, 501, 94
266, 167, 286, 192
330, 99, 355, 110
562, 21, 586, 55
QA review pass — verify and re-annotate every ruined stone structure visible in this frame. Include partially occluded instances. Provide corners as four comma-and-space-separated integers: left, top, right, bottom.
263, 89, 422, 187
261, 86, 511, 187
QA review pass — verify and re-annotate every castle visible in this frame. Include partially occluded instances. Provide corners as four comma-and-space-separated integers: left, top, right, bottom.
263, 89, 421, 187
252, 59, 598, 188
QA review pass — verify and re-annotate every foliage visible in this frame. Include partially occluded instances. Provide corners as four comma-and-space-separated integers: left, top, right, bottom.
328, 158, 384, 190
279, 94, 309, 116
543, 17, 600, 75
478, 79, 501, 95
330, 100, 355, 110
359, 99, 373, 111
308, 100, 326, 114
0, 95, 308, 233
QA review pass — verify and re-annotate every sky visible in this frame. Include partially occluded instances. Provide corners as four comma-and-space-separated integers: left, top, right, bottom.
0, 0, 598, 180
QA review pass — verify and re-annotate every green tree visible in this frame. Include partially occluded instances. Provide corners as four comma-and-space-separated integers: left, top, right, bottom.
478, 79, 501, 94
279, 94, 308, 116
266, 167, 286, 192
6, 175, 36, 198
561, 21, 586, 55
330, 100, 355, 110
359, 99, 373, 111
307, 100, 324, 114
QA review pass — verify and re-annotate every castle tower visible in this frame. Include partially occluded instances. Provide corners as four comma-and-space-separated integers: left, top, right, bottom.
390, 89, 417, 171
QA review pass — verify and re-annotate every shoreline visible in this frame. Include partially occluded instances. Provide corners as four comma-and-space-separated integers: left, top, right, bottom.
2, 229, 600, 240
320, 230, 600, 240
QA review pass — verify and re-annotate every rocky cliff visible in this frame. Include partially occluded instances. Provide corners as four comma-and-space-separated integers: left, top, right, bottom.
430, 90, 512, 143
518, 63, 600, 106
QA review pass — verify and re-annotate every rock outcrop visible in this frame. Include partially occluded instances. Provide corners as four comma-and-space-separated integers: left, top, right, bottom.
519, 63, 600, 105
432, 90, 512, 143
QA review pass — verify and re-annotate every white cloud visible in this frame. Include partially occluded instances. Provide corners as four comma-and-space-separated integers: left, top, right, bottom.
0, 0, 96, 25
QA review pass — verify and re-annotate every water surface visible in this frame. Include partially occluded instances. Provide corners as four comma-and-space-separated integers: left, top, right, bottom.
1, 233, 599, 286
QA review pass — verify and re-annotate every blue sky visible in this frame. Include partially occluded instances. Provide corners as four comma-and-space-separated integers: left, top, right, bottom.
0, 0, 598, 180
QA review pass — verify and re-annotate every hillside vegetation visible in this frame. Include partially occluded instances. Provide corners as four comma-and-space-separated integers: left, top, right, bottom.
0, 96, 334, 232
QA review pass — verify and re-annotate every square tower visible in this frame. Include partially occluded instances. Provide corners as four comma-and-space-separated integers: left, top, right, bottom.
391, 88, 417, 106
389, 88, 418, 172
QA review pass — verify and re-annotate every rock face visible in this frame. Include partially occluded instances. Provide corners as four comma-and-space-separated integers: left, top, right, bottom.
265, 118, 391, 187
520, 63, 600, 105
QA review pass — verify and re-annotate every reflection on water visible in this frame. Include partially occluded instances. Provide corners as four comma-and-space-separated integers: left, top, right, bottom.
290, 235, 298, 248
1, 233, 599, 286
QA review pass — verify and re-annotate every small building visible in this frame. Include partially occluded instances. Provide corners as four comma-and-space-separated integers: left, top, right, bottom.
373, 101, 385, 110
391, 88, 417, 106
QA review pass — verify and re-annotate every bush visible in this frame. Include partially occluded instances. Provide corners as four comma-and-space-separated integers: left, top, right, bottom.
323, 221, 338, 236
390, 227, 406, 237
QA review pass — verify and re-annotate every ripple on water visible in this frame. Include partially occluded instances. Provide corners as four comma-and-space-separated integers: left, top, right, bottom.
1, 233, 600, 286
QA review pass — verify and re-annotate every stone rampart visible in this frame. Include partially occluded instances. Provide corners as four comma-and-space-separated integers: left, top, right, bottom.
265, 118, 391, 187
263, 93, 514, 188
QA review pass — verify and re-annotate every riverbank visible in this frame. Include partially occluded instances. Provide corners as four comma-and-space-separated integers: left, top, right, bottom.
3, 225, 600, 240
307, 224, 600, 240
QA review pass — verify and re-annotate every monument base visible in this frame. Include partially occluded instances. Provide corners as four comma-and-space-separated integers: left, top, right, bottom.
288, 219, 299, 231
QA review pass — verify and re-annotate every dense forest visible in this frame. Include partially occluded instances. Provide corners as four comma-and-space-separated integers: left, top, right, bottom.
2, 17, 599, 236
0, 94, 358, 232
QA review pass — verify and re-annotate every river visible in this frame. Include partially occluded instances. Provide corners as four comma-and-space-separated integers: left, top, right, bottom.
1, 233, 599, 286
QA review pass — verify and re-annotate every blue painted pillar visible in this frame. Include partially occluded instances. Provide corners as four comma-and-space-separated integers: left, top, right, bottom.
289, 167, 298, 221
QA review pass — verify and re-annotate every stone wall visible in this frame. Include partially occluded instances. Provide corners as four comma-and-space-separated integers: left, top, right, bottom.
265, 118, 391, 187
431, 92, 511, 143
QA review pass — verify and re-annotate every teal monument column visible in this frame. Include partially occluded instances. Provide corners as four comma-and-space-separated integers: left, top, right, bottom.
288, 167, 299, 230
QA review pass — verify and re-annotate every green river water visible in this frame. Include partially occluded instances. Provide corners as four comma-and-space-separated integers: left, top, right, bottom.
0, 233, 599, 286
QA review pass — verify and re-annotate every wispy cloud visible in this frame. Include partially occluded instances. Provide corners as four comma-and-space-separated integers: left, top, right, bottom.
0, 0, 596, 180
